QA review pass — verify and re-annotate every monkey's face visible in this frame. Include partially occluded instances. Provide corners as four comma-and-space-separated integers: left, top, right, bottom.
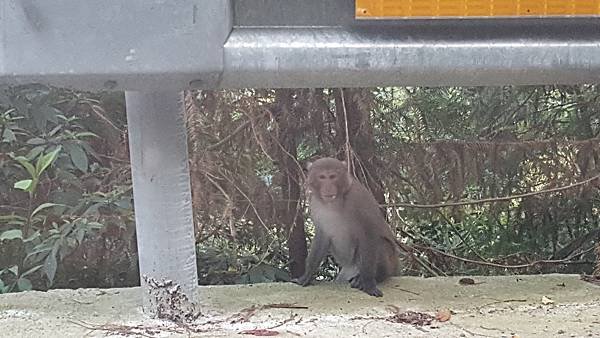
307, 158, 352, 203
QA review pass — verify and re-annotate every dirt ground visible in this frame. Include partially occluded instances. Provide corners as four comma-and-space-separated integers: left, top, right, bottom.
0, 274, 599, 337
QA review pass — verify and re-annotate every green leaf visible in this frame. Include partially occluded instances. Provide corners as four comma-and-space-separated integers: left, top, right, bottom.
0, 229, 23, 241
14, 179, 33, 191
67, 143, 88, 172
75, 132, 98, 138
8, 265, 19, 276
44, 248, 58, 284
23, 230, 40, 243
115, 198, 132, 209
2, 128, 16, 143
25, 242, 54, 260
26, 145, 46, 161
83, 203, 102, 216
80, 141, 100, 162
21, 265, 43, 278
0, 214, 27, 223
87, 221, 104, 230
35, 146, 61, 175
76, 229, 85, 244
26, 137, 46, 145
61, 222, 74, 237
17, 278, 32, 291
15, 156, 37, 179
31, 202, 63, 217
48, 124, 62, 137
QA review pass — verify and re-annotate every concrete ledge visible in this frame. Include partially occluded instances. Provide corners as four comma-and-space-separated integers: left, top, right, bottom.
1, 274, 599, 337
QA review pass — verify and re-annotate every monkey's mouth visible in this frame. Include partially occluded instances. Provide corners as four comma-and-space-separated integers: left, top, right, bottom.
321, 194, 337, 202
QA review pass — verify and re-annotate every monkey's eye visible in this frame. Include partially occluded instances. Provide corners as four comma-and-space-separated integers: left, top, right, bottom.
329, 174, 337, 179
318, 174, 327, 180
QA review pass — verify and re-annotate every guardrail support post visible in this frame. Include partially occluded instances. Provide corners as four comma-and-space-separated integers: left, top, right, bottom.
125, 91, 197, 314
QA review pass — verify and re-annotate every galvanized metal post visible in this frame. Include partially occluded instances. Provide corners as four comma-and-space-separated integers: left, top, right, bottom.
125, 91, 197, 314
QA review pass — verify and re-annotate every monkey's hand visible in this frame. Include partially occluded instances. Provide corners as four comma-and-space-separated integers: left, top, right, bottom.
291, 274, 312, 287
350, 276, 383, 297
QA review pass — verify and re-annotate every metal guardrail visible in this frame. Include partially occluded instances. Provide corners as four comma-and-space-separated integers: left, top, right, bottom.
1, 0, 600, 90
221, 22, 600, 88
0, 0, 231, 90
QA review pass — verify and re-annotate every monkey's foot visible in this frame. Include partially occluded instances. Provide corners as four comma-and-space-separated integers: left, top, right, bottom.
350, 276, 383, 297
362, 286, 383, 297
291, 276, 312, 287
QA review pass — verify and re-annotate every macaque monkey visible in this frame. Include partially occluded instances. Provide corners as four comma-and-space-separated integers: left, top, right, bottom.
293, 157, 399, 297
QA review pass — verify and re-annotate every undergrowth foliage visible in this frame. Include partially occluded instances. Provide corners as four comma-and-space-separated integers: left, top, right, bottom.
1, 85, 599, 291
186, 86, 600, 281
0, 85, 135, 292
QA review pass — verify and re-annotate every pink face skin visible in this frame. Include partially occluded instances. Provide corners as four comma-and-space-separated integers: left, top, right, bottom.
307, 158, 351, 204
315, 170, 341, 202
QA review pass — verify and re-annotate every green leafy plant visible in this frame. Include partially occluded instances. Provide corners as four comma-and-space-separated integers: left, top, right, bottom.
25, 218, 103, 284
0, 85, 129, 292
11, 147, 61, 237
0, 109, 21, 144
1, 146, 107, 288
0, 264, 41, 293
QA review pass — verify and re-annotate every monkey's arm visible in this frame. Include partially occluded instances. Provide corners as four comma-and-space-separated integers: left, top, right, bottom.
293, 228, 330, 286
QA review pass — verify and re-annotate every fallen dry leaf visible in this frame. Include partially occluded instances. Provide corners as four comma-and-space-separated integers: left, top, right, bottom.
240, 329, 279, 336
459, 278, 475, 285
387, 309, 435, 326
541, 296, 555, 305
435, 309, 452, 322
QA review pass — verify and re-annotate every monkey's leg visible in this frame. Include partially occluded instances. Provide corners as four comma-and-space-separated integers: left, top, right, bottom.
335, 266, 359, 283
293, 229, 330, 286
376, 240, 400, 282
351, 236, 382, 297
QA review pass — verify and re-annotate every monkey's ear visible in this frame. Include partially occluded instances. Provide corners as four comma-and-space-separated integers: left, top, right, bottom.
341, 161, 347, 166
306, 161, 313, 170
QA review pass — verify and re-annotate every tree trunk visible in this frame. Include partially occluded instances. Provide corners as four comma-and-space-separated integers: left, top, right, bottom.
274, 89, 307, 278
